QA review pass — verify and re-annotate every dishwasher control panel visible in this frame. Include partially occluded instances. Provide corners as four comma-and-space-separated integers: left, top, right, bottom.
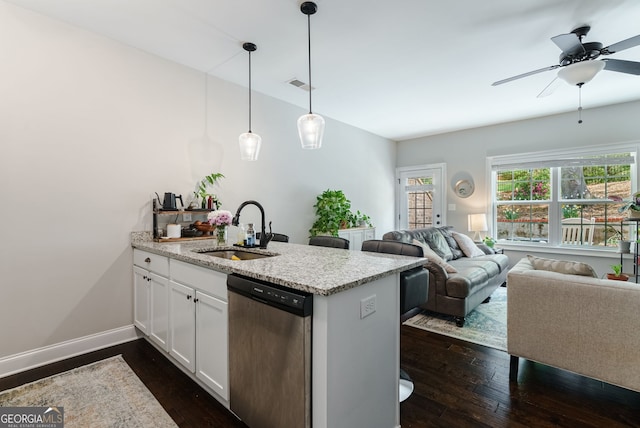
227, 274, 312, 317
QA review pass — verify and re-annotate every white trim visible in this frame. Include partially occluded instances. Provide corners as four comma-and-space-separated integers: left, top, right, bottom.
487, 142, 640, 167
0, 325, 142, 378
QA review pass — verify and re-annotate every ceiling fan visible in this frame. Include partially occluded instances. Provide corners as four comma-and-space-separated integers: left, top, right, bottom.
492, 26, 640, 94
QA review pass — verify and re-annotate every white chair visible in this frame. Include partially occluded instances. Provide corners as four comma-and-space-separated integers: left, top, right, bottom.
561, 217, 595, 245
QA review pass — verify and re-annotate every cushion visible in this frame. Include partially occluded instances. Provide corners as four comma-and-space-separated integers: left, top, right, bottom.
437, 226, 464, 259
452, 232, 485, 258
527, 255, 598, 278
422, 230, 454, 261
412, 239, 458, 273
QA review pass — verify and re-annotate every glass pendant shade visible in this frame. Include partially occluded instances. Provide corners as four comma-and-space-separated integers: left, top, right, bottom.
297, 113, 325, 149
558, 60, 605, 85
239, 131, 262, 161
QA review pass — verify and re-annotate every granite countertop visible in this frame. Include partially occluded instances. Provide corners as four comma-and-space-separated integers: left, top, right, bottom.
131, 232, 425, 296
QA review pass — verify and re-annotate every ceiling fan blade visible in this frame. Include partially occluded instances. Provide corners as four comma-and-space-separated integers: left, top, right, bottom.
603, 58, 640, 75
551, 33, 584, 55
536, 77, 560, 98
492, 65, 560, 86
603, 34, 640, 54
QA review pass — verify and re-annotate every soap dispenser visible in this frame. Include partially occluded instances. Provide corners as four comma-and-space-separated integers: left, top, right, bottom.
246, 223, 255, 246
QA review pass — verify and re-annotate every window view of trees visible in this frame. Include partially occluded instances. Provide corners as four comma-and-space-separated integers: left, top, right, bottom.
493, 154, 633, 247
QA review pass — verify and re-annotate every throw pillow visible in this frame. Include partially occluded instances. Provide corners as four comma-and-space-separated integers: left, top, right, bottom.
527, 255, 598, 278
412, 239, 458, 273
423, 230, 454, 261
437, 226, 464, 259
451, 232, 485, 258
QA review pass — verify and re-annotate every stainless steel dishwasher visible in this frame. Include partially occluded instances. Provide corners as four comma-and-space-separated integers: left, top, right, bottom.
227, 274, 313, 428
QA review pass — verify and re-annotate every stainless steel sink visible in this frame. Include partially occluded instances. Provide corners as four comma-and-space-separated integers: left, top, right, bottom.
199, 250, 274, 260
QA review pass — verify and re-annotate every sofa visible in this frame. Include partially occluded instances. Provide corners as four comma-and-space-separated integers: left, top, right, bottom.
507, 256, 640, 392
383, 226, 509, 327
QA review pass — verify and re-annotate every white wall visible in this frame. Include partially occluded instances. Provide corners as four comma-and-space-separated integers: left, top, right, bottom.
397, 100, 640, 275
0, 2, 395, 360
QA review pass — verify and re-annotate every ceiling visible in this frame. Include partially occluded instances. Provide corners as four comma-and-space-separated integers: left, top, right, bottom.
7, 0, 640, 141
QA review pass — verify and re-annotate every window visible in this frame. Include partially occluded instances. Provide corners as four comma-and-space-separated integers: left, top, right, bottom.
489, 145, 637, 248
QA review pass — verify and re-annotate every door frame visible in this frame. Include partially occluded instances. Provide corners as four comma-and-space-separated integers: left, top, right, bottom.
396, 163, 447, 230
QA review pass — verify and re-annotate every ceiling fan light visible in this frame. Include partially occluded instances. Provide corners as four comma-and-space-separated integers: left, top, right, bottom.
239, 132, 262, 161
297, 113, 325, 149
558, 60, 605, 85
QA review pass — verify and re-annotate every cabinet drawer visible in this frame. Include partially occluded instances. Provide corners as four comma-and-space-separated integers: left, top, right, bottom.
170, 259, 227, 301
133, 249, 169, 277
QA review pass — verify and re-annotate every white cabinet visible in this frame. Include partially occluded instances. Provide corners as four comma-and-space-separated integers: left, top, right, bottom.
195, 290, 228, 399
168, 280, 196, 371
338, 227, 376, 250
169, 259, 229, 401
133, 250, 169, 351
133, 266, 150, 334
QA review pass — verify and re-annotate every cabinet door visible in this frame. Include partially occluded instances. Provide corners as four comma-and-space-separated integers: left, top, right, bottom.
149, 272, 170, 352
133, 266, 150, 335
364, 227, 375, 241
196, 290, 229, 400
169, 280, 196, 372
350, 230, 364, 251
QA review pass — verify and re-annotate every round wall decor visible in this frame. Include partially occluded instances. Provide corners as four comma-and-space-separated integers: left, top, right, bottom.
454, 179, 474, 198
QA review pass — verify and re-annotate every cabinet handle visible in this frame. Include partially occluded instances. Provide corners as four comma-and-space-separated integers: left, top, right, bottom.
145, 257, 151, 263
143, 275, 147, 280
147, 277, 151, 282
194, 298, 199, 303
187, 295, 192, 300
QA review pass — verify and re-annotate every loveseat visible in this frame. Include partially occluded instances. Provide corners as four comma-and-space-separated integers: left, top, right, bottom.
383, 226, 509, 327
507, 256, 640, 392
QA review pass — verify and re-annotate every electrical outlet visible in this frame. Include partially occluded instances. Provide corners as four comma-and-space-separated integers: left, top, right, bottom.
360, 295, 376, 319
182, 213, 192, 222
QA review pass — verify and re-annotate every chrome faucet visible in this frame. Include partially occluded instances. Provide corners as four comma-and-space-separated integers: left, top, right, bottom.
232, 200, 273, 249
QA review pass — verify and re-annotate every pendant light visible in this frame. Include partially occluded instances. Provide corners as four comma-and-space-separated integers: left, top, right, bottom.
298, 1, 325, 150
239, 42, 262, 161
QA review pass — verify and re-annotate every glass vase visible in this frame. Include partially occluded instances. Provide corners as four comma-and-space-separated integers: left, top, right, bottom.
216, 225, 227, 245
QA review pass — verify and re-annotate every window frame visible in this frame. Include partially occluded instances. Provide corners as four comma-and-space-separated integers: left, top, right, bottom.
486, 143, 638, 249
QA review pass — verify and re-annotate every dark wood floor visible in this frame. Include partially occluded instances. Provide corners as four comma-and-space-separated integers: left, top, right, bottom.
2, 327, 639, 427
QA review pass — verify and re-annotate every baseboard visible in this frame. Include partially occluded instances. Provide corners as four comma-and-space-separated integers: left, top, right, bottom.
0, 325, 142, 378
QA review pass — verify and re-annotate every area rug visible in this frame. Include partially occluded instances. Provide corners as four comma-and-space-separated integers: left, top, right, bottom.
403, 287, 507, 351
0, 355, 177, 428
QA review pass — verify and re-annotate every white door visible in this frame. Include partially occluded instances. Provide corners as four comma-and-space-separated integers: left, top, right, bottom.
149, 272, 169, 352
397, 164, 446, 230
133, 266, 150, 335
196, 290, 229, 400
169, 280, 196, 372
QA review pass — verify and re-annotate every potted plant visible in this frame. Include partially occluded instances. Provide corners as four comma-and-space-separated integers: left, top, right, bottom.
195, 172, 224, 209
349, 210, 372, 228
309, 189, 352, 236
611, 192, 640, 219
607, 264, 629, 281
483, 236, 495, 248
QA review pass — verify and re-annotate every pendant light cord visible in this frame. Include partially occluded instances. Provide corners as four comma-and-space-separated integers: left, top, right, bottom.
307, 12, 313, 114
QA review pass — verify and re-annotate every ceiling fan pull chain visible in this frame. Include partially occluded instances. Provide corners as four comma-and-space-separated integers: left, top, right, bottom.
577, 83, 583, 124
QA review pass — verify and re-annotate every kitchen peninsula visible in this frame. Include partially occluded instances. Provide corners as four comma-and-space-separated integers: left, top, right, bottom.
131, 233, 425, 428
